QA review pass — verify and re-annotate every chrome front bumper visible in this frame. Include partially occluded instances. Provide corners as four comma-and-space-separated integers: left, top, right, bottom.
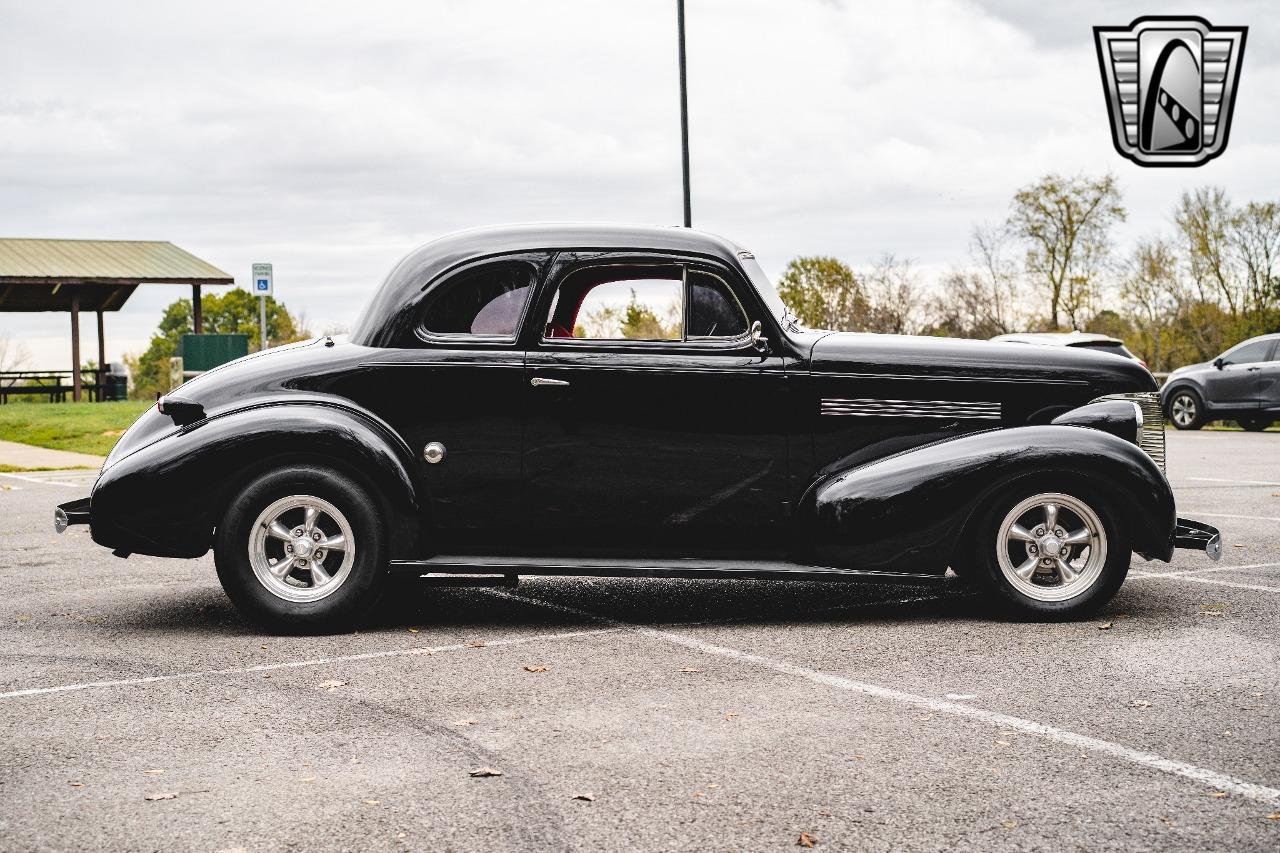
54, 497, 91, 534
1173, 517, 1222, 561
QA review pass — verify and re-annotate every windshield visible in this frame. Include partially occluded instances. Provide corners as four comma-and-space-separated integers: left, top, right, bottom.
740, 256, 802, 332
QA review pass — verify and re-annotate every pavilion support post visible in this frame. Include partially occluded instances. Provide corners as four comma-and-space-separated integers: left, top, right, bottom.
70, 290, 82, 402
192, 284, 202, 334
97, 310, 106, 402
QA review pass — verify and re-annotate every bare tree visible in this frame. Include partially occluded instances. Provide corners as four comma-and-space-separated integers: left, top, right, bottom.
863, 254, 922, 335
927, 226, 1025, 338
1007, 173, 1126, 330
1120, 239, 1182, 371
0, 333, 31, 376
1174, 187, 1239, 313
1230, 200, 1280, 321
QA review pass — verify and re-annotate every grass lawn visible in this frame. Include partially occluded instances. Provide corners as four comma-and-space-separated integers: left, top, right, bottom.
0, 399, 153, 456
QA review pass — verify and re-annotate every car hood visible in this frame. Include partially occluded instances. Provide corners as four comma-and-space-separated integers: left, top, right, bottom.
808, 331, 1157, 395
1167, 360, 1210, 378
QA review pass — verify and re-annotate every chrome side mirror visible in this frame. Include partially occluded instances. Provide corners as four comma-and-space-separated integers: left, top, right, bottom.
749, 320, 770, 354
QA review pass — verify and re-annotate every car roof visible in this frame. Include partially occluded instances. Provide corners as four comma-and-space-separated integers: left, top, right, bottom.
350, 223, 750, 347
991, 332, 1124, 346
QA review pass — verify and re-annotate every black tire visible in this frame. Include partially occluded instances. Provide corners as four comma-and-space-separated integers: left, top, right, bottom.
965, 478, 1130, 620
1165, 388, 1204, 430
214, 465, 389, 632
1238, 417, 1272, 432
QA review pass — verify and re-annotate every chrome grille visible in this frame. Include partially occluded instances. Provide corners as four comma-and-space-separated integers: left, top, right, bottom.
1091, 392, 1165, 472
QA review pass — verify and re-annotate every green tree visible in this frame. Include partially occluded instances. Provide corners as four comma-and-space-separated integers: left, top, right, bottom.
775, 256, 868, 331
124, 289, 310, 398
1008, 173, 1126, 330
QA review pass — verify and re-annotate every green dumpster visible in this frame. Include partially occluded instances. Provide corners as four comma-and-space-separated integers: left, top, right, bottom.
178, 334, 249, 373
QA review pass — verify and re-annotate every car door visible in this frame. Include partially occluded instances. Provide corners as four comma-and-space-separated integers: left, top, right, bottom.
341, 253, 550, 543
521, 253, 790, 554
1256, 338, 1280, 413
1204, 338, 1272, 411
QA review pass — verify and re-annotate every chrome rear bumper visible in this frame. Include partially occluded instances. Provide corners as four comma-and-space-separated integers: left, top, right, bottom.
54, 497, 91, 534
1173, 517, 1222, 561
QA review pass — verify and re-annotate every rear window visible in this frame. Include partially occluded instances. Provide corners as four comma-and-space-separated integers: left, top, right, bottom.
421, 262, 534, 339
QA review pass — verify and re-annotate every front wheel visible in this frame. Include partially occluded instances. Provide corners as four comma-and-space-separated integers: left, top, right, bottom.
967, 485, 1129, 619
1238, 417, 1272, 432
1166, 389, 1204, 430
215, 465, 389, 632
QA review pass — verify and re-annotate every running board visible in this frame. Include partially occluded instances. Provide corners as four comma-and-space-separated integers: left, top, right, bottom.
389, 556, 946, 584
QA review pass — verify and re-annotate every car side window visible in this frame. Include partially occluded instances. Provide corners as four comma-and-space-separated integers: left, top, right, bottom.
688, 271, 748, 339
1222, 340, 1271, 365
420, 262, 534, 339
545, 264, 683, 341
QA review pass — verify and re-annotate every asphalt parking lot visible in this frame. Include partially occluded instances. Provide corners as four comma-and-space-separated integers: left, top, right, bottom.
1, 430, 1278, 852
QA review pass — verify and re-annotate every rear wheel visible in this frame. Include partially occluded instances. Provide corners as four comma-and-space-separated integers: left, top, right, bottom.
1238, 417, 1272, 432
1167, 388, 1204, 430
215, 465, 389, 632
968, 484, 1129, 619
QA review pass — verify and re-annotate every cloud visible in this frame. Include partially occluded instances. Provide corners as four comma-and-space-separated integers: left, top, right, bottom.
0, 0, 1275, 365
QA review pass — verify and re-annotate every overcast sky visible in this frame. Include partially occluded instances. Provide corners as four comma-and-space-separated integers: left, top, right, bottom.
1, 0, 1276, 368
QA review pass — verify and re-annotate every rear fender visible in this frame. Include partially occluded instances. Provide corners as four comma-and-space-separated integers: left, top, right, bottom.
91, 403, 425, 559
796, 424, 1176, 573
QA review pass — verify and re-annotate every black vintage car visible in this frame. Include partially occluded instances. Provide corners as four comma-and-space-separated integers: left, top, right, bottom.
56, 225, 1221, 630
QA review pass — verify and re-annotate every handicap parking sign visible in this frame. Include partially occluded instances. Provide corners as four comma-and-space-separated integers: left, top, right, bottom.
251, 263, 273, 296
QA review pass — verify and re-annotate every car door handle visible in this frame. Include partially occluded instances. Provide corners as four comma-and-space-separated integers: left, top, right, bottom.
1248, 366, 1262, 371
531, 377, 570, 387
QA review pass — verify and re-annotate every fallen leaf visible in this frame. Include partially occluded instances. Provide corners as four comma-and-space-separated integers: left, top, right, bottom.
1232, 544, 1245, 549
1000, 820, 1017, 829
1266, 813, 1280, 820
300, 777, 316, 782
363, 799, 380, 805
1098, 622, 1113, 630
69, 781, 84, 788
142, 769, 165, 775
260, 644, 268, 650
318, 679, 347, 691
996, 740, 1011, 747
16, 613, 30, 623
1209, 791, 1228, 798
692, 791, 704, 798
524, 665, 548, 673
572, 793, 595, 801
467, 641, 487, 648
723, 712, 739, 721
469, 767, 503, 778
1115, 613, 1130, 619
144, 792, 178, 801
1131, 700, 1151, 709
848, 755, 865, 761
407, 627, 420, 634
678, 667, 701, 673
453, 719, 478, 726
706, 783, 719, 789
796, 831, 819, 847
817, 810, 832, 817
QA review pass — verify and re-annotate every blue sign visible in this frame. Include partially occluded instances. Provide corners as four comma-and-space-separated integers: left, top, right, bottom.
256, 279, 269, 292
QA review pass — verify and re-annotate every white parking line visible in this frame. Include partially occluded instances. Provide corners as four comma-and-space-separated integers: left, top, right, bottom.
1185, 477, 1280, 486
1130, 574, 1280, 594
1178, 510, 1280, 523
0, 472, 81, 488
489, 589, 1280, 803
1132, 561, 1280, 579
0, 626, 619, 700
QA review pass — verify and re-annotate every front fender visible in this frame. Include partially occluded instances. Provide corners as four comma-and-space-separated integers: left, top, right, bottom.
91, 402, 425, 559
796, 425, 1176, 573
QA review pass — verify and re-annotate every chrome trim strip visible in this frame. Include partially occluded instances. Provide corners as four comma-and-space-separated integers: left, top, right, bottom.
819, 397, 1002, 420
809, 370, 1089, 386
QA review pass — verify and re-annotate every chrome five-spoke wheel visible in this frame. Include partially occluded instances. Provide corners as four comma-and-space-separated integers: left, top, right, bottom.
996, 492, 1106, 603
248, 494, 355, 603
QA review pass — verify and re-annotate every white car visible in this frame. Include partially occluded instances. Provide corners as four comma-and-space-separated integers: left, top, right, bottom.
991, 332, 1145, 367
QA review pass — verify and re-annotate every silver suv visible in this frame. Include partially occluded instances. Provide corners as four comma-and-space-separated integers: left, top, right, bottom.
1160, 333, 1280, 431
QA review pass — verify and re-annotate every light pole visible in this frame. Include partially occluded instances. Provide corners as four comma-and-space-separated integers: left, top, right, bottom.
677, 0, 691, 227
